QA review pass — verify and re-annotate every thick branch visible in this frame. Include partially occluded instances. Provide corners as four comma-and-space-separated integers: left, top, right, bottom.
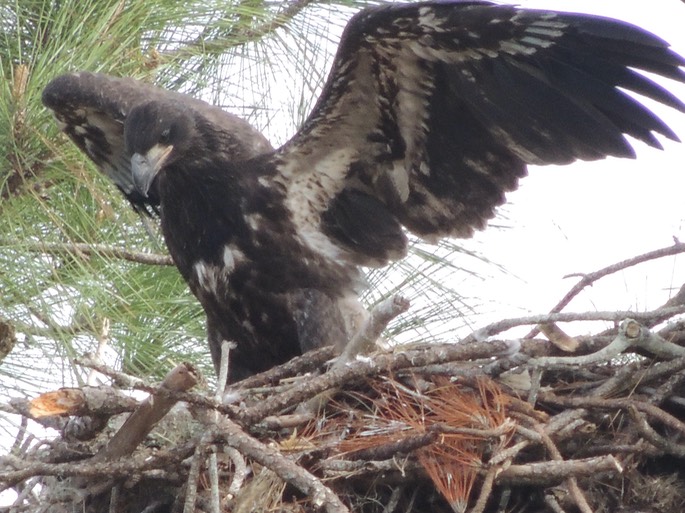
215, 419, 348, 513
94, 363, 198, 462
496, 455, 622, 486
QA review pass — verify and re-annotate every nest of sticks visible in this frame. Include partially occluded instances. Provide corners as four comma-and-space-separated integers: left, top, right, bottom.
3, 244, 685, 513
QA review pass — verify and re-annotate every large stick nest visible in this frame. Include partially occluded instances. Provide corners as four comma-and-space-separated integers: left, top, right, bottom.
3, 246, 685, 513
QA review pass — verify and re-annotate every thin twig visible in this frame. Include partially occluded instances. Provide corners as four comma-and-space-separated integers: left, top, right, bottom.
544, 493, 567, 513
525, 241, 685, 338
226, 447, 248, 497
183, 445, 203, 513
382, 485, 404, 513
75, 354, 147, 388
217, 340, 233, 395
462, 306, 685, 345
469, 466, 497, 513
108, 484, 119, 513
16, 241, 173, 266
208, 445, 221, 513
209, 341, 234, 513
88, 318, 111, 386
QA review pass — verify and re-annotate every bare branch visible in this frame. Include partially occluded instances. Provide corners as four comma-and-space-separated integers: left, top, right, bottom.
628, 406, 685, 458
0, 443, 196, 490
239, 339, 514, 425
496, 456, 622, 486
528, 319, 685, 368
337, 295, 410, 364
94, 363, 199, 462
538, 394, 685, 437
75, 354, 148, 388
462, 305, 685, 344
526, 241, 685, 338
17, 241, 173, 266
214, 419, 349, 513
309, 295, 409, 411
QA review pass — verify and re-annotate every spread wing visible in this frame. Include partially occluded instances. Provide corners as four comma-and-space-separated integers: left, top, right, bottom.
273, 1, 685, 267
42, 72, 272, 215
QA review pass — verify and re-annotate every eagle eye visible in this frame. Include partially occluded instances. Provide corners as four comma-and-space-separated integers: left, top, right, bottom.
159, 127, 171, 145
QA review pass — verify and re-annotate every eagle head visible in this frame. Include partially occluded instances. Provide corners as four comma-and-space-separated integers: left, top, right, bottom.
126, 100, 196, 198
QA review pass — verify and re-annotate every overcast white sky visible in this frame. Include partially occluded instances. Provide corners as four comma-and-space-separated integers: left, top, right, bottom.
452, 0, 685, 331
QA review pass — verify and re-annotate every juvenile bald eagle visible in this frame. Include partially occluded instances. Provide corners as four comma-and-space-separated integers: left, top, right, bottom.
43, 73, 366, 380
47, 1, 685, 381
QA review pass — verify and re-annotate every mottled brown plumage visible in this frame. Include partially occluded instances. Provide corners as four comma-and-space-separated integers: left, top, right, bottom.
42, 73, 364, 380
46, 1, 685, 381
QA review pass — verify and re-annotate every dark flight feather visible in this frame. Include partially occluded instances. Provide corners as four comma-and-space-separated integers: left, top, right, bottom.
46, 1, 685, 381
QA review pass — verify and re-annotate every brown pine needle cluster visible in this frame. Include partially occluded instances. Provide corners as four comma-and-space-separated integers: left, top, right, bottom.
336, 376, 516, 511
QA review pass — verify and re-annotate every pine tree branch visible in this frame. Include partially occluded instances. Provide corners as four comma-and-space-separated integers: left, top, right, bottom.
14, 241, 173, 266
158, 0, 315, 65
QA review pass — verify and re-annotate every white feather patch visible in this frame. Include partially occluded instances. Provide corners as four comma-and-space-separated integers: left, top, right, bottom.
193, 245, 245, 295
246, 213, 263, 231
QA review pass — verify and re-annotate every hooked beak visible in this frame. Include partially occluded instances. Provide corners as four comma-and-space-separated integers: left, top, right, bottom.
131, 144, 174, 197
